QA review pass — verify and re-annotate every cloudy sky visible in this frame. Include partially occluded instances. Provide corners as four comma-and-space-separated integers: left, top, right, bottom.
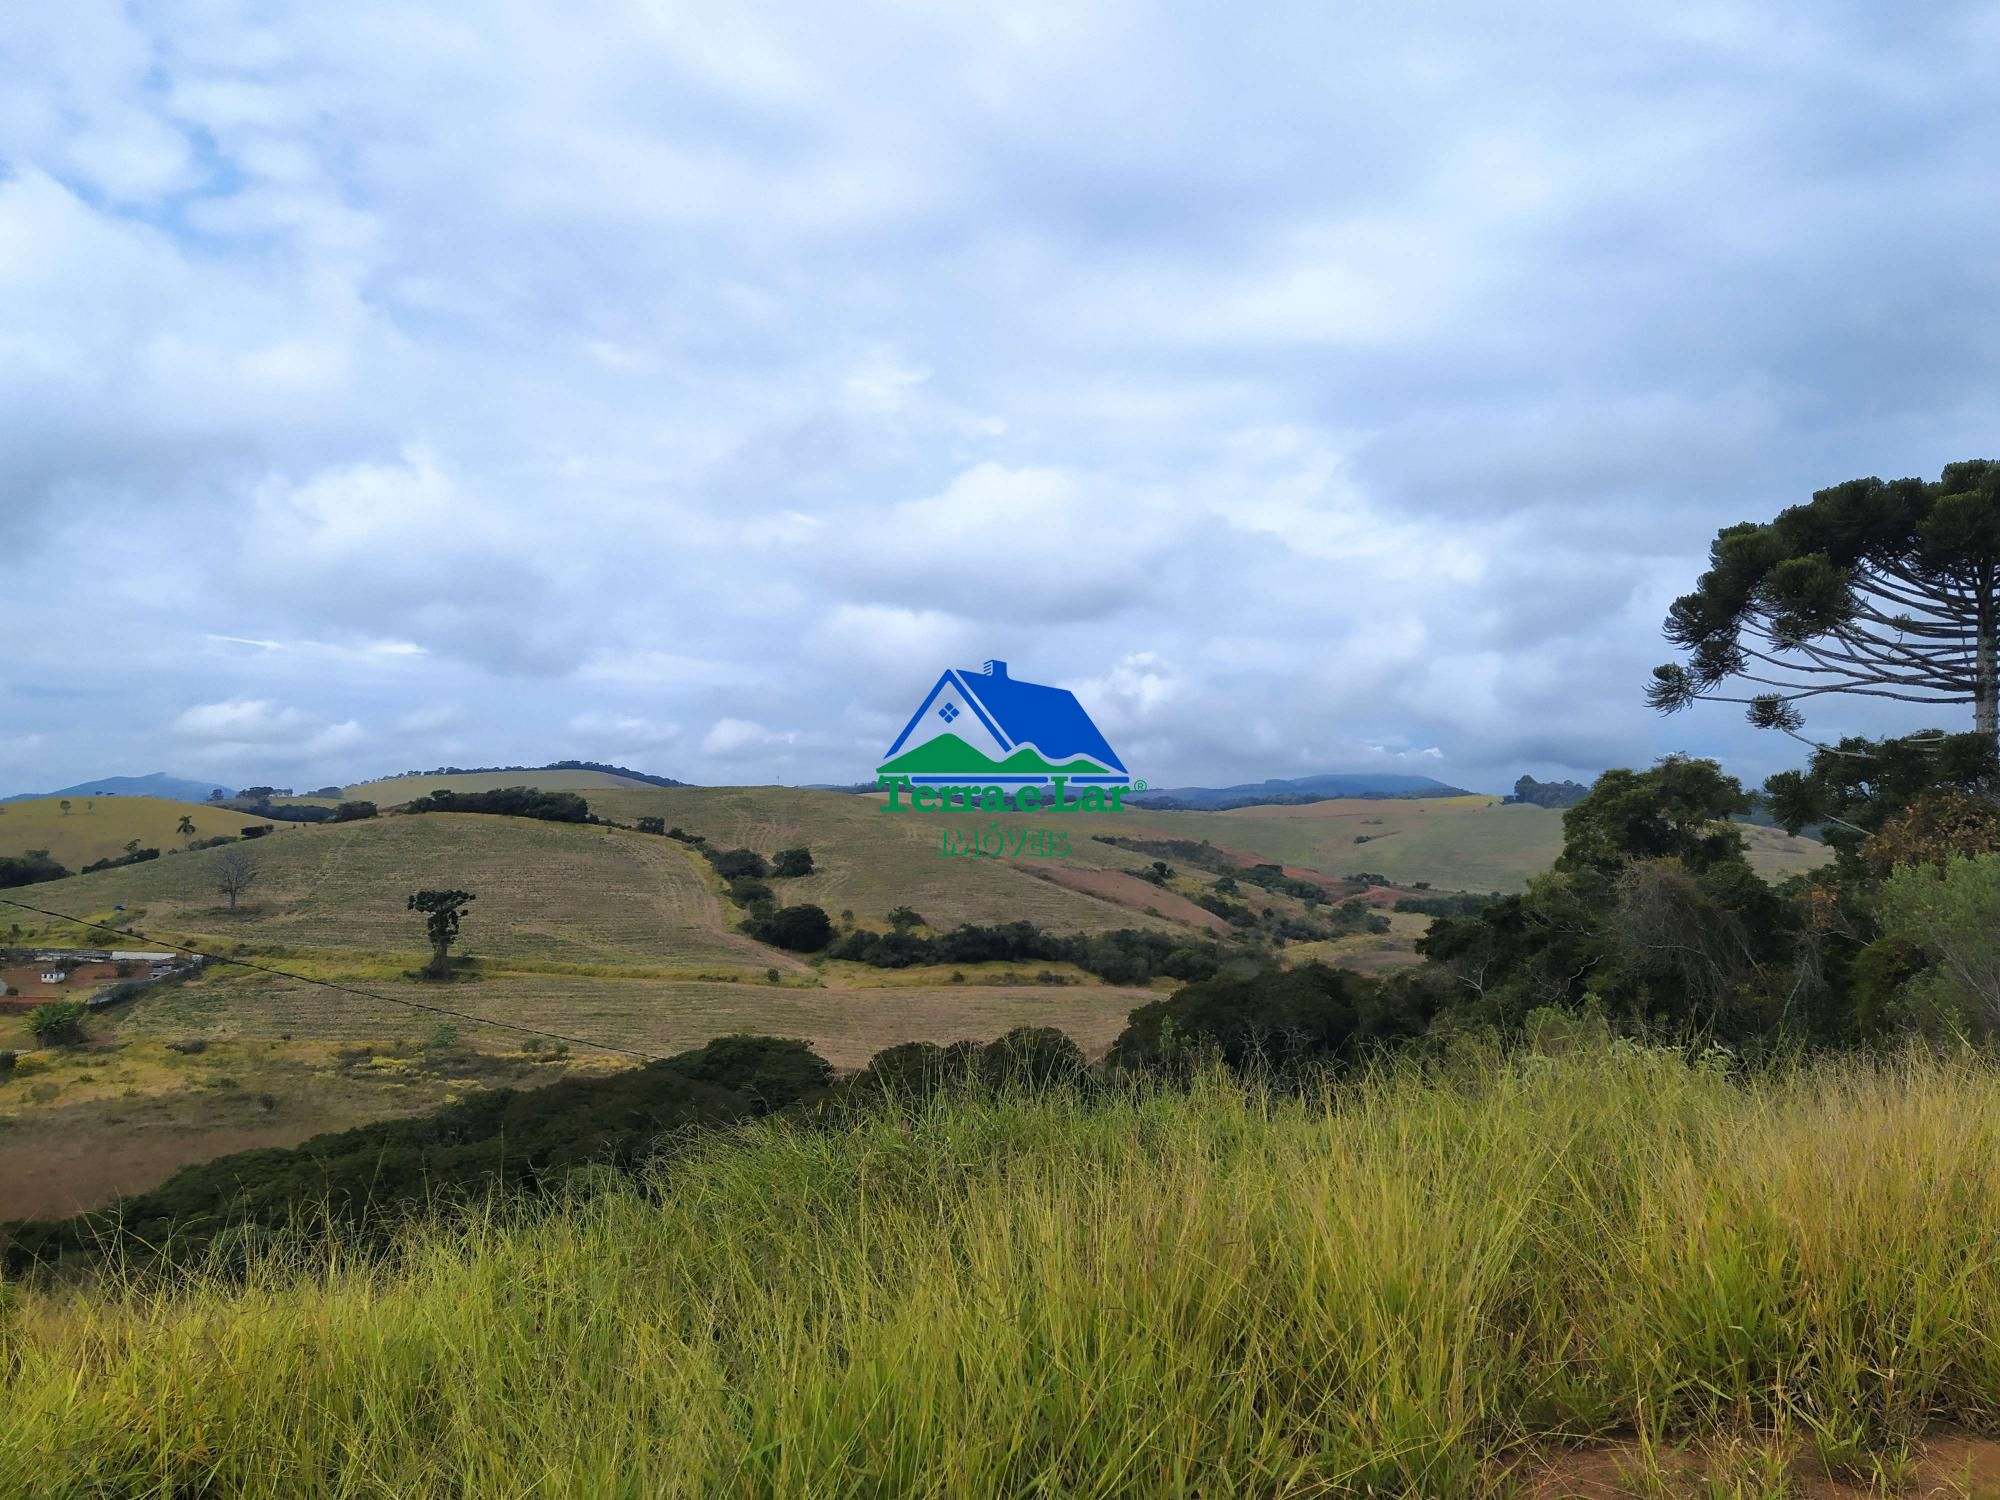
4, 2, 1997, 796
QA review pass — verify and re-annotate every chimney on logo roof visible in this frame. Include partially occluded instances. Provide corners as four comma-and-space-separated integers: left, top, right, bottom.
982, 659, 1008, 679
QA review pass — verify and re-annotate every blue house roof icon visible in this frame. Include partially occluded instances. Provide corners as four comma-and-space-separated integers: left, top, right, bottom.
881, 660, 1128, 782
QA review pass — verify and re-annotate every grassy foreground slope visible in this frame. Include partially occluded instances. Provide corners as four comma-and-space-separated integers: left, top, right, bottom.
8, 1048, 1999, 1497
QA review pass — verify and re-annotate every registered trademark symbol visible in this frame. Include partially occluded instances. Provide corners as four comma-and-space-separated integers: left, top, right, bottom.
1132, 779, 1147, 791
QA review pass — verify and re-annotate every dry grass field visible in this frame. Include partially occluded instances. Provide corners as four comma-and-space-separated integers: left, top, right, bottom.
1111, 794, 1827, 892
4, 814, 771, 970
112, 965, 1159, 1070
0, 795, 263, 872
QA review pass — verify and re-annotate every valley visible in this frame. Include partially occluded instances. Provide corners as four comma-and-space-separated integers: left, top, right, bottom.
0, 771, 1829, 1217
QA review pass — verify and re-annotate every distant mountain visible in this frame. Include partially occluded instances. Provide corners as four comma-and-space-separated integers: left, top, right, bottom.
0, 772, 233, 805
1127, 773, 1477, 811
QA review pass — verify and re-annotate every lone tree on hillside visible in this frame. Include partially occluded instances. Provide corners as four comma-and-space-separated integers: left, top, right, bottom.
58, 800, 70, 816
408, 889, 476, 979
1650, 461, 2000, 747
176, 815, 196, 838
214, 848, 258, 911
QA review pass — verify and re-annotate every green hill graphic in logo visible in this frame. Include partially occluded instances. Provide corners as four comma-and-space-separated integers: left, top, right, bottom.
876, 734, 1109, 779
876, 659, 1131, 790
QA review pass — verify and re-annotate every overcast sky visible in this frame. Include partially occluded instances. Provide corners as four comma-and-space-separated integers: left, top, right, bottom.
4, 2, 1998, 796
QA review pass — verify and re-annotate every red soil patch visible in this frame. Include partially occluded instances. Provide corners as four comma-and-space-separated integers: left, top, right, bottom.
1031, 866, 1232, 933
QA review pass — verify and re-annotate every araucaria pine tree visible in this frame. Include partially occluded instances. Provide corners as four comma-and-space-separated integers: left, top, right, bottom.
1649, 462, 2000, 745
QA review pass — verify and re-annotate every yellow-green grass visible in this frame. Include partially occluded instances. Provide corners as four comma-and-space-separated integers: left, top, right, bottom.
112, 965, 1158, 1070
11, 1047, 2000, 1496
0, 795, 262, 872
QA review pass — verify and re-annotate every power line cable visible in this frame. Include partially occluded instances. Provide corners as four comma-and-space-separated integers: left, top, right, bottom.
0, 894, 666, 1062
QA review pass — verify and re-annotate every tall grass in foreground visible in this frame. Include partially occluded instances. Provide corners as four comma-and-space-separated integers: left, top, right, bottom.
8, 1046, 2000, 1497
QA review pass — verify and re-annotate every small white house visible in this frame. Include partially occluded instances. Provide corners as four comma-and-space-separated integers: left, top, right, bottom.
39, 971, 65, 985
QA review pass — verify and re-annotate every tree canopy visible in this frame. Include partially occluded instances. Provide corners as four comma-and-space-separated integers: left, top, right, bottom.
1649, 461, 2000, 743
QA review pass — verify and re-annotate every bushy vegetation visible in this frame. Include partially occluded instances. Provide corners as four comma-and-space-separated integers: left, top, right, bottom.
78, 845, 158, 873
0, 849, 71, 888
829, 919, 1224, 985
746, 903, 833, 953
399, 786, 593, 823
1392, 890, 1494, 917
1108, 962, 1435, 1074
12, 1047, 2000, 1495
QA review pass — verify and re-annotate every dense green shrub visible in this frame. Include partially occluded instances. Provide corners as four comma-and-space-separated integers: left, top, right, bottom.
332, 801, 378, 822
849, 1039, 983, 1098
979, 1026, 1089, 1091
1107, 963, 1437, 1075
401, 787, 591, 823
710, 848, 769, 881
1393, 891, 1494, 917
827, 921, 1222, 986
80, 847, 159, 873
771, 847, 814, 878
664, 1035, 833, 1112
751, 904, 834, 953
0, 850, 71, 888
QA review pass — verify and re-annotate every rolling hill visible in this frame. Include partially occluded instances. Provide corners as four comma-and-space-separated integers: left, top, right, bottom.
0, 796, 269, 874
338, 767, 666, 803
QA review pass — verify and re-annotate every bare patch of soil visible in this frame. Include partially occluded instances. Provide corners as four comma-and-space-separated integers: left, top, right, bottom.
0, 1120, 317, 1219
1520, 1434, 2000, 1498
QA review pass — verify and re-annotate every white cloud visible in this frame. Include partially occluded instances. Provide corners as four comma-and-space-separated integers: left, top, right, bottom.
174, 699, 314, 743
568, 712, 681, 747
702, 718, 796, 756
5, 4, 1999, 794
